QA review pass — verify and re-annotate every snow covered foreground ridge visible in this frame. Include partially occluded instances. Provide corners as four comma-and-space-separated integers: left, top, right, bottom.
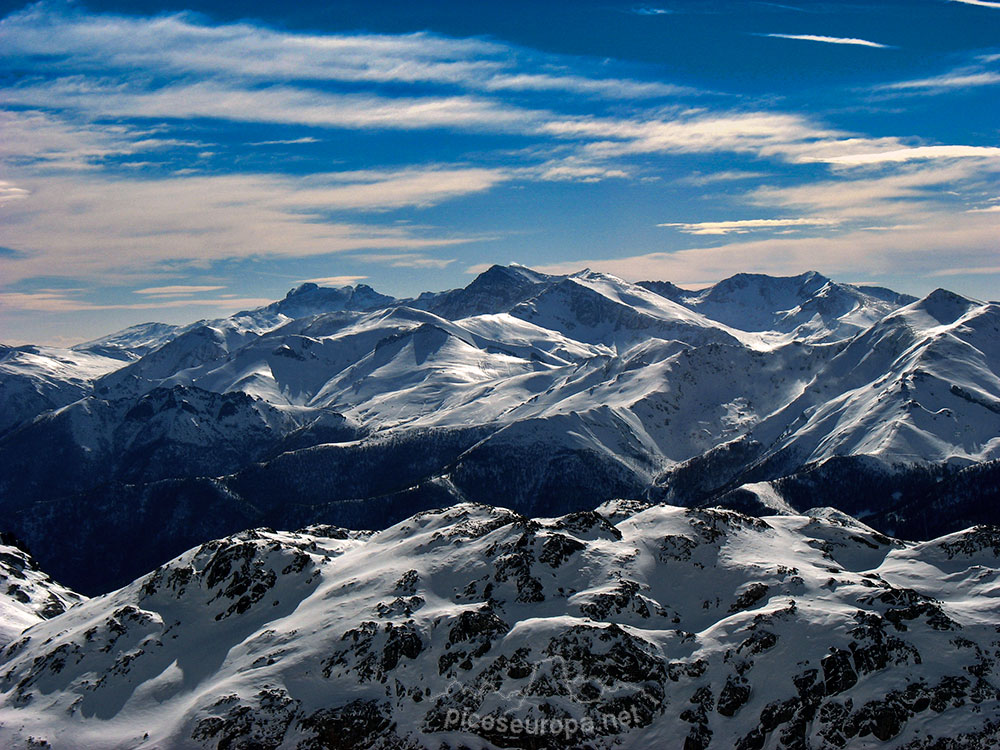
0, 533, 84, 648
1, 266, 999, 595
3, 502, 1000, 750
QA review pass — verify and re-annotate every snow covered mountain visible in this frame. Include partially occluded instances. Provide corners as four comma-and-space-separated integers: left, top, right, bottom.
2, 502, 999, 749
0, 344, 126, 435
0, 532, 84, 647
658, 287, 1000, 517
74, 322, 183, 361
640, 271, 917, 343
1, 266, 998, 595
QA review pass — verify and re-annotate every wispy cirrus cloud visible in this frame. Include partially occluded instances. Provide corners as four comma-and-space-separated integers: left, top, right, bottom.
0, 290, 274, 313
349, 253, 456, 269
880, 70, 1000, 92
759, 33, 891, 48
820, 145, 1000, 165
659, 217, 841, 235
301, 275, 369, 286
3, 80, 539, 134
0, 6, 689, 100
929, 265, 1000, 277
535, 214, 1000, 288
0, 170, 484, 284
133, 285, 226, 296
2, 0, 999, 332
747, 160, 1000, 220
248, 137, 320, 146
949, 0, 1000, 9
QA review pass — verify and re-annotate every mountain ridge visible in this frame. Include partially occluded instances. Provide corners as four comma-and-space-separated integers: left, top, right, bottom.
2, 501, 999, 749
1, 266, 998, 595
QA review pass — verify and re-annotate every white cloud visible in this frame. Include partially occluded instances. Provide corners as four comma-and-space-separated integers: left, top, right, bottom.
301, 275, 369, 286
4, 80, 540, 134
882, 71, 1000, 92
0, 170, 482, 284
535, 213, 1000, 286
929, 265, 1000, 276
0, 109, 167, 170
350, 253, 456, 269
820, 145, 1000, 165
949, 0, 1000, 9
747, 160, 997, 221
761, 33, 891, 49
482, 73, 694, 99
290, 167, 513, 210
133, 285, 226, 295
659, 218, 841, 235
0, 6, 687, 101
248, 137, 320, 146
0, 290, 274, 313
538, 164, 630, 182
0, 181, 30, 204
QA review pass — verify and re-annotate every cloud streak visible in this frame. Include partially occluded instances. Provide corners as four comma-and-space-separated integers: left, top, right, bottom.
0, 170, 484, 284
0, 290, 275, 313
949, 0, 1000, 9
0, 6, 689, 100
881, 71, 1000, 92
659, 218, 841, 235
2, 1, 999, 327
760, 33, 891, 48
536, 214, 1000, 288
820, 145, 1000, 165
133, 285, 226, 295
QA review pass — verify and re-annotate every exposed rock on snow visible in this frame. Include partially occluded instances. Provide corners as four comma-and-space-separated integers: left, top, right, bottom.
0, 533, 84, 647
1, 503, 999, 749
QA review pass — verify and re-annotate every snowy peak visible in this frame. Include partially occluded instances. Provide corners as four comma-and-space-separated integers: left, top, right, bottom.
73, 321, 182, 361
413, 264, 559, 320
640, 270, 917, 342
741, 284, 1000, 470
907, 287, 982, 327
702, 270, 830, 302
510, 271, 747, 349
3, 265, 998, 597
269, 281, 395, 318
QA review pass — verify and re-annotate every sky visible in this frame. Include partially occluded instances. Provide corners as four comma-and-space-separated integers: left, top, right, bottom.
1, 0, 998, 345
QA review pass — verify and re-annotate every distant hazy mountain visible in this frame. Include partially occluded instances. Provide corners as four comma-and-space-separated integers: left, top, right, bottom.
1, 266, 998, 594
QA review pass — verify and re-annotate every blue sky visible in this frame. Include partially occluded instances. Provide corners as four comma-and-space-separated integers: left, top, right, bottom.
1, 0, 998, 344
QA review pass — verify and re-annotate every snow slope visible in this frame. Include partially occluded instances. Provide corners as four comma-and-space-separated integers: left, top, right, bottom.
641, 271, 917, 343
0, 344, 127, 435
751, 289, 1000, 469
73, 322, 183, 361
1, 502, 998, 749
0, 533, 84, 648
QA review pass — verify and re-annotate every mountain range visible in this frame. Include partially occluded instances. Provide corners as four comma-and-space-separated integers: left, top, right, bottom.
3, 266, 1000, 749
1, 266, 998, 594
